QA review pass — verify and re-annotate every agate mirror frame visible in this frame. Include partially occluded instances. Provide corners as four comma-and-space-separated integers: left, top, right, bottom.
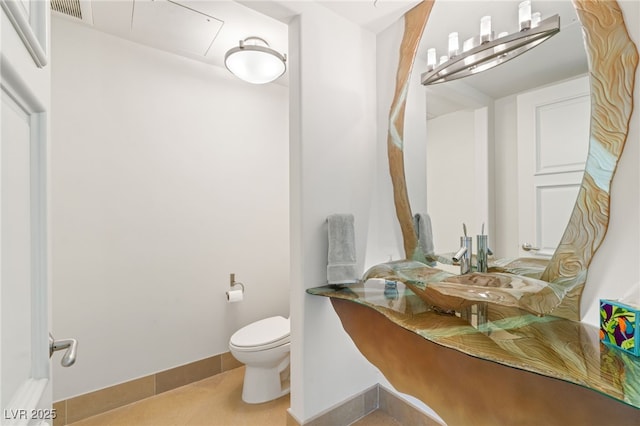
386, 0, 639, 320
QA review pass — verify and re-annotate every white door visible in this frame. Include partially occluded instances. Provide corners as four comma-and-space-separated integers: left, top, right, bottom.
1, 1, 70, 425
517, 75, 591, 257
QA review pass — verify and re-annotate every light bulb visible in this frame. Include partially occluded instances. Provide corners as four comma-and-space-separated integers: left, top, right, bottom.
427, 48, 437, 70
480, 16, 492, 43
519, 0, 531, 31
532, 12, 541, 27
448, 32, 459, 58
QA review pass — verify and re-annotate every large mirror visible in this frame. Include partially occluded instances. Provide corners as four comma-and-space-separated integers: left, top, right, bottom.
380, 0, 638, 320
419, 1, 588, 259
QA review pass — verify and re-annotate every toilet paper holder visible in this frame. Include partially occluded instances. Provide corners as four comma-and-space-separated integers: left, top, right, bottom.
230, 273, 245, 293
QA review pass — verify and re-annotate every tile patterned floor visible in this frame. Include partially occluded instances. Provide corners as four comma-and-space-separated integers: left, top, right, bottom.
68, 367, 400, 426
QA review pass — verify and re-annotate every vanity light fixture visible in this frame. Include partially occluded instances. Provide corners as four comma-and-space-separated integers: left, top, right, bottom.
224, 37, 287, 84
421, 2, 560, 86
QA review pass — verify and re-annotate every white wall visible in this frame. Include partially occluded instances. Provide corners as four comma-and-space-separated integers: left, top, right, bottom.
287, 2, 382, 422
287, 6, 436, 421
427, 111, 476, 253
50, 17, 289, 401
493, 95, 519, 257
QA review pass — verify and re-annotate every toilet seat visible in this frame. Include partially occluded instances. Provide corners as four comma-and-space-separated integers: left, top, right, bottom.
230, 316, 290, 352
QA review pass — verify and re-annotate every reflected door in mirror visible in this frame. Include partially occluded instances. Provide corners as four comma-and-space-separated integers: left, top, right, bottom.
517, 75, 590, 257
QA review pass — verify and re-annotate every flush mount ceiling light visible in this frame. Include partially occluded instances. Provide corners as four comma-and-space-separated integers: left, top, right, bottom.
421, 1, 560, 86
224, 37, 287, 84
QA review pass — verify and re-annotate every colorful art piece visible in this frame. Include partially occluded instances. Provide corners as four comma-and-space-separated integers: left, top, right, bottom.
601, 300, 639, 356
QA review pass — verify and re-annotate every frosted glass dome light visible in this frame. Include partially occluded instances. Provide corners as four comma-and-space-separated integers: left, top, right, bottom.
224, 37, 287, 84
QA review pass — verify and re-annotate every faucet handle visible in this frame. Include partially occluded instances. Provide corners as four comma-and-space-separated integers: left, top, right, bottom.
452, 246, 467, 262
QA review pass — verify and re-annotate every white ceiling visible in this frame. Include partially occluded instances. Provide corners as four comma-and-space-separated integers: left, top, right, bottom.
68, 1, 290, 76
53, 0, 419, 86
54, 0, 587, 100
318, 0, 420, 32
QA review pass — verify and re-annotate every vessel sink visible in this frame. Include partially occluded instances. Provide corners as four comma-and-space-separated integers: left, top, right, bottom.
363, 260, 563, 316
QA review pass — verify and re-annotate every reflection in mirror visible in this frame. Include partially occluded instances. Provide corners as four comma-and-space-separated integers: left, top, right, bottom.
516, 75, 590, 258
418, 0, 588, 259
421, 8, 561, 85
383, 0, 638, 320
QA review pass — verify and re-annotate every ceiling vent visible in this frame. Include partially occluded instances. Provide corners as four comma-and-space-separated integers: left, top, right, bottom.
51, 0, 83, 20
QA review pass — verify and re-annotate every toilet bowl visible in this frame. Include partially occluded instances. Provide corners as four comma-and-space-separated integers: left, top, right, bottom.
229, 316, 290, 404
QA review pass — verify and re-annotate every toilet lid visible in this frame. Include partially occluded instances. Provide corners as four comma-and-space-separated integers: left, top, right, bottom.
230, 316, 290, 348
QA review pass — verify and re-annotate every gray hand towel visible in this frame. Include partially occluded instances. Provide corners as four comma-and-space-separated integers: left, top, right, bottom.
327, 214, 358, 284
414, 213, 436, 264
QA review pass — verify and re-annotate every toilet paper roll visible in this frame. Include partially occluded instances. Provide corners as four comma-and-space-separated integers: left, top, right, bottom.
226, 289, 243, 303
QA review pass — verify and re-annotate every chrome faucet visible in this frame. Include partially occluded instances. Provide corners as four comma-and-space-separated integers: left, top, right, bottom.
453, 224, 473, 275
476, 234, 489, 273
452, 223, 492, 275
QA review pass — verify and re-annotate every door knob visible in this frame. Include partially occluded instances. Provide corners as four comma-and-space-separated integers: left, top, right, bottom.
521, 242, 540, 252
49, 333, 77, 367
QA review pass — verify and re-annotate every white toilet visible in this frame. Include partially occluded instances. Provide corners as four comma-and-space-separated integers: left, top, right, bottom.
229, 316, 291, 404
